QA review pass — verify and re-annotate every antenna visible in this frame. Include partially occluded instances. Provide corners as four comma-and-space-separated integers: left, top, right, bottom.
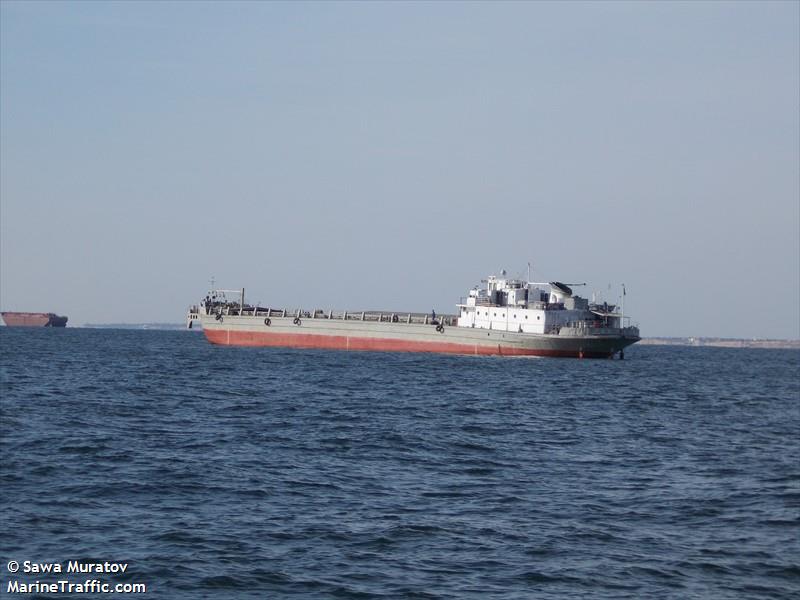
210, 276, 216, 290
621, 283, 626, 327
527, 262, 531, 284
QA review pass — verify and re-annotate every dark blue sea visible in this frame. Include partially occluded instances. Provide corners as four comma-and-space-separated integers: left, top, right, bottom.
1, 328, 798, 599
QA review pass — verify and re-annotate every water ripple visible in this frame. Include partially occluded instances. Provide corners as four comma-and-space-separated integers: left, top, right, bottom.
1, 329, 798, 598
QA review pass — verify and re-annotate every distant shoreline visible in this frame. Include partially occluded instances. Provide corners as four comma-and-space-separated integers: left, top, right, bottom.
81, 323, 191, 331
638, 337, 800, 350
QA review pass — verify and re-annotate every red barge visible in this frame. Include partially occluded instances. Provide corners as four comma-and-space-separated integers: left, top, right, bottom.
1, 312, 68, 327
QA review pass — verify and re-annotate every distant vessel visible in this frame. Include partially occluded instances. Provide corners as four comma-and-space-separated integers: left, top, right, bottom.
187, 272, 640, 359
1, 312, 68, 327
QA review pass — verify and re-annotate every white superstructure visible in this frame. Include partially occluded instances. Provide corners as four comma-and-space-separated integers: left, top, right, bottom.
457, 275, 632, 337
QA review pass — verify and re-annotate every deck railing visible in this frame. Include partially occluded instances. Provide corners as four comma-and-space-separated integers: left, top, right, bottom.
211, 304, 457, 327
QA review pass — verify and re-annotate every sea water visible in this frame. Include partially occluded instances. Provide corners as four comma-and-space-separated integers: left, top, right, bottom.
1, 328, 798, 598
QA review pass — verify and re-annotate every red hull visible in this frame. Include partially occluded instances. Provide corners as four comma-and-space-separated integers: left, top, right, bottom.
1, 312, 68, 327
203, 329, 611, 358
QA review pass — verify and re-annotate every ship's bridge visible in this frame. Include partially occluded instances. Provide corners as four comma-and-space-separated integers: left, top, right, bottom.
464, 277, 580, 310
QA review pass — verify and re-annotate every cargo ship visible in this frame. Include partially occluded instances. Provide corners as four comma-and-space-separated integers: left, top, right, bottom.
1, 312, 68, 327
187, 272, 640, 359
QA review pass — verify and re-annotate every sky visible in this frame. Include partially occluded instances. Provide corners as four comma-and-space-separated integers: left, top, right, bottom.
1, 1, 798, 338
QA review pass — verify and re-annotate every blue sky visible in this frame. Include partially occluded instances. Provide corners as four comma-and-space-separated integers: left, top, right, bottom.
1, 1, 798, 338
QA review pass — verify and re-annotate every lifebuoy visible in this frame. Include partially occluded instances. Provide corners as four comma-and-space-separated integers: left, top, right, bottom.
215, 313, 222, 321
293, 317, 301, 326
264, 318, 271, 326
436, 324, 444, 333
